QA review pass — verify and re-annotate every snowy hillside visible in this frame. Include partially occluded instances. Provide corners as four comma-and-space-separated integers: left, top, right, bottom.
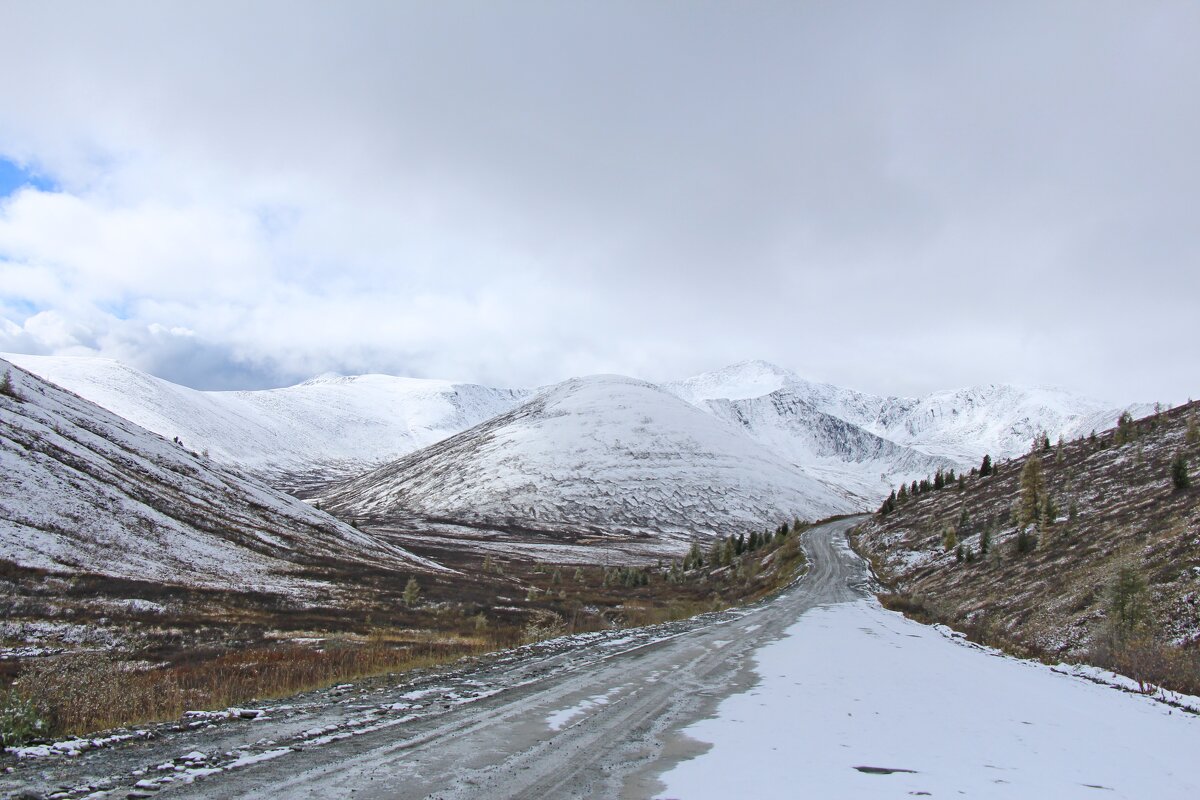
670, 360, 1151, 466
0, 358, 437, 596
2, 353, 528, 490
322, 375, 858, 540
702, 389, 956, 501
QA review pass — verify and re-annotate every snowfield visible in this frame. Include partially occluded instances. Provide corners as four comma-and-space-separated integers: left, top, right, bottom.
656, 596, 1200, 799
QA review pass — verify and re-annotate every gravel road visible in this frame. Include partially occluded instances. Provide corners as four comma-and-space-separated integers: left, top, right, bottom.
2, 517, 870, 800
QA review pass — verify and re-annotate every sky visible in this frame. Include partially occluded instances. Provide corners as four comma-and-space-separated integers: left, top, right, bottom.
0, 2, 1197, 402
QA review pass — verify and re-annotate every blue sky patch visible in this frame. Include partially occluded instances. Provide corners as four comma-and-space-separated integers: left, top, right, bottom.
0, 157, 58, 197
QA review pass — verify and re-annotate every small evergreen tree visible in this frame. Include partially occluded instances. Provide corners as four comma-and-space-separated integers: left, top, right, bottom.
403, 577, 421, 607
1042, 495, 1058, 528
942, 525, 957, 552
979, 453, 993, 477
1114, 411, 1137, 445
0, 370, 20, 401
979, 525, 992, 556
748, 530, 760, 551
1015, 528, 1037, 554
574, 567, 586, 584
1187, 414, 1200, 445
721, 538, 735, 566
1171, 453, 1191, 491
1018, 454, 1045, 529
1106, 564, 1149, 641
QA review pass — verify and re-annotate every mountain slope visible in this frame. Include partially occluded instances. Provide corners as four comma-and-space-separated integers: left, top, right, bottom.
322, 375, 857, 540
852, 401, 1200, 685
0, 358, 437, 596
702, 388, 957, 501
670, 360, 1152, 466
2, 353, 528, 491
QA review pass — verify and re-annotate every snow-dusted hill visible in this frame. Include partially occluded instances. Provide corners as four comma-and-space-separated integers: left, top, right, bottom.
4, 354, 1151, 530
2, 353, 528, 491
670, 360, 1151, 467
0, 358, 437, 596
322, 375, 858, 540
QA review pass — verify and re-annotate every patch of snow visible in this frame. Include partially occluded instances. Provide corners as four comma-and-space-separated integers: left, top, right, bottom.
657, 599, 1200, 799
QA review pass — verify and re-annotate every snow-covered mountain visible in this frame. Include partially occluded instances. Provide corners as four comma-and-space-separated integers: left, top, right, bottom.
0, 358, 437, 596
2, 353, 529, 491
322, 375, 858, 541
4, 353, 1151, 534
669, 360, 1152, 466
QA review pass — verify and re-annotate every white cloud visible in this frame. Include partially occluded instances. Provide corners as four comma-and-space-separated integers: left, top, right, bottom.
0, 2, 1196, 400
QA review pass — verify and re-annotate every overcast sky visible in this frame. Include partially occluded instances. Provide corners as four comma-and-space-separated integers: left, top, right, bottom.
1, 2, 1197, 402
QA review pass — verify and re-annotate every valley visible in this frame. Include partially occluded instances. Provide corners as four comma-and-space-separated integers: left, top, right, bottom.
3, 520, 1195, 800
2, 354, 1195, 799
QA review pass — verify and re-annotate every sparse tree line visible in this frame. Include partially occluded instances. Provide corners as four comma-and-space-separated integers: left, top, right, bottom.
876, 466, 962, 516
865, 404, 1200, 698
879, 407, 1196, 522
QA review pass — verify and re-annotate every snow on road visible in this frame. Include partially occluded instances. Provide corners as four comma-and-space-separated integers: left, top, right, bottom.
656, 598, 1200, 799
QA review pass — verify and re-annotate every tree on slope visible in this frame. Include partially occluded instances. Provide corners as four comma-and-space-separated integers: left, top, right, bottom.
1171, 453, 1191, 491
979, 454, 993, 477
1018, 454, 1045, 529
1106, 564, 1149, 641
403, 577, 421, 608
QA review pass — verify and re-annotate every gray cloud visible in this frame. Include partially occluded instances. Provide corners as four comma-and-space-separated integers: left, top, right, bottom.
0, 1, 1197, 402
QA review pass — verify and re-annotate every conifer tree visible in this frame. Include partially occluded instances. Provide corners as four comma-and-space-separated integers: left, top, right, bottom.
1187, 414, 1200, 445
979, 525, 992, 555
942, 525, 957, 552
1042, 495, 1057, 528
1106, 565, 1149, 641
1018, 454, 1045, 529
403, 577, 421, 607
1115, 411, 1136, 445
708, 539, 723, 567
748, 530, 760, 551
1171, 453, 1191, 491
980, 454, 993, 477
0, 370, 19, 400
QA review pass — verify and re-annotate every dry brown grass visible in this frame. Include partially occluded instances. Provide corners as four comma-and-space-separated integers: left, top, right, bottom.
13, 636, 493, 738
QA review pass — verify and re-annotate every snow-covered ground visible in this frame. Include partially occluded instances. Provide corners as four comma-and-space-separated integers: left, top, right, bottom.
656, 598, 1200, 799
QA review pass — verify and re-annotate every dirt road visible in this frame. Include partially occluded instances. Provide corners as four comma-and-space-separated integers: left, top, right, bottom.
1, 517, 870, 799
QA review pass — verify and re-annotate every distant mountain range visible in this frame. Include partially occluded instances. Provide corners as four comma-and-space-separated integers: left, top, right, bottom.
4, 353, 1151, 542
321, 375, 855, 540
